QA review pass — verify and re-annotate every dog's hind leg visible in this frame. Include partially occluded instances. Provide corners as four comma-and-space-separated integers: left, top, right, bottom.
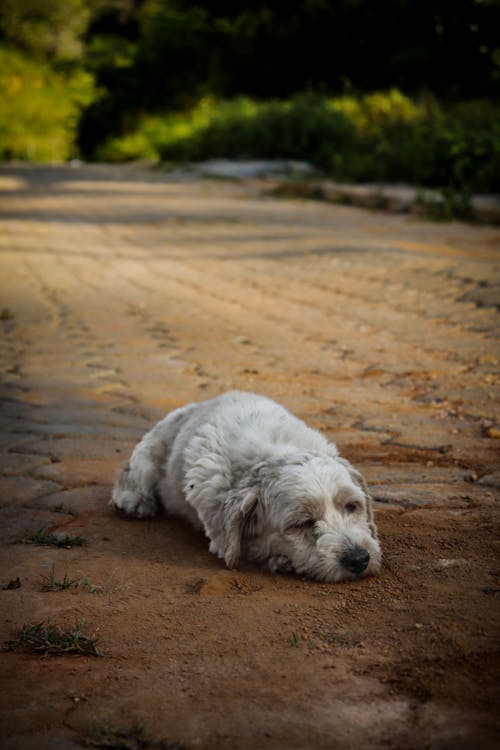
111, 403, 197, 518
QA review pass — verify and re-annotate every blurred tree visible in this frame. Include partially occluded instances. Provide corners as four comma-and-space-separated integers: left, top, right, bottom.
77, 0, 145, 154
0, 0, 90, 62
1, 0, 497, 156
126, 0, 500, 102
76, 0, 499, 153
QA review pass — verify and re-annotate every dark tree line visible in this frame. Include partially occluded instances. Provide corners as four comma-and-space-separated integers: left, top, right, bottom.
82, 0, 500, 100
1, 0, 499, 151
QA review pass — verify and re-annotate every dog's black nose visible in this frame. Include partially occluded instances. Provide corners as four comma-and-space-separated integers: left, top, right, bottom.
341, 547, 370, 575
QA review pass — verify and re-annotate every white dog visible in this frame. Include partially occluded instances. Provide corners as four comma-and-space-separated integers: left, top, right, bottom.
112, 391, 381, 582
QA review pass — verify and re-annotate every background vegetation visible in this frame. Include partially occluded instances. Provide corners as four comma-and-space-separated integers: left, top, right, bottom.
0, 0, 499, 191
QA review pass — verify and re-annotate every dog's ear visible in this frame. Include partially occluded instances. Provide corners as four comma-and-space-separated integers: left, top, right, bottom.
223, 474, 263, 569
337, 457, 378, 540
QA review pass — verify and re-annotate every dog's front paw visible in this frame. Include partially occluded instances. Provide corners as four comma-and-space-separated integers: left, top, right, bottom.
268, 555, 295, 575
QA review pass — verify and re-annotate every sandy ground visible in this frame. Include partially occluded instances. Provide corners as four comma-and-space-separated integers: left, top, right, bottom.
0, 163, 499, 750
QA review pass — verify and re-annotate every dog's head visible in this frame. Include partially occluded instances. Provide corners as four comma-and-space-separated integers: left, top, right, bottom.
223, 453, 381, 582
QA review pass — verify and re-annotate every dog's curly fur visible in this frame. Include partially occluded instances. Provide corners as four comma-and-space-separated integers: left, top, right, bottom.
112, 391, 381, 582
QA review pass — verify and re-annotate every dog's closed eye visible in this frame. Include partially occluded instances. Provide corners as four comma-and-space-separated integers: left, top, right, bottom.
293, 518, 316, 530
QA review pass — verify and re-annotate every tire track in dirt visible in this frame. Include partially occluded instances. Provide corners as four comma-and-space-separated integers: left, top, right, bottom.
52, 233, 498, 470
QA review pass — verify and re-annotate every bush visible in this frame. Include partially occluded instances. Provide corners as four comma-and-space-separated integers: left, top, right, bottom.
95, 95, 356, 165
66, 88, 500, 193
168, 95, 355, 166
0, 45, 95, 161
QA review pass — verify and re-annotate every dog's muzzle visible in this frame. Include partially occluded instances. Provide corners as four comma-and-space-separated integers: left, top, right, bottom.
340, 546, 370, 575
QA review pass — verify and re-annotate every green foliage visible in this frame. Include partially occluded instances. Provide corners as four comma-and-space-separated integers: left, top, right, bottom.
0, 1, 498, 194
78, 0, 500, 154
96, 94, 355, 163
0, 0, 89, 62
0, 45, 95, 161
95, 91, 500, 193
186, 95, 354, 166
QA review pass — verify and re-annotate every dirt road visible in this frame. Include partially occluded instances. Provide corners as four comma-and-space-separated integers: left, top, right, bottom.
0, 164, 499, 749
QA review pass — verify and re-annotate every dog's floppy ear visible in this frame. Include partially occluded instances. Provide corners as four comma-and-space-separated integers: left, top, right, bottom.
223, 473, 263, 569
337, 457, 378, 540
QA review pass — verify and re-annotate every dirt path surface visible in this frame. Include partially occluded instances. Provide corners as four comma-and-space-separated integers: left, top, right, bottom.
0, 164, 499, 750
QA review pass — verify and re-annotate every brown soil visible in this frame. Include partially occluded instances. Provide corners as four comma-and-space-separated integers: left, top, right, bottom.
0, 164, 499, 749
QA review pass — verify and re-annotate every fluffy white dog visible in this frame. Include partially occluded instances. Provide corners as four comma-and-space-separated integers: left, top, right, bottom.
112, 391, 381, 582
